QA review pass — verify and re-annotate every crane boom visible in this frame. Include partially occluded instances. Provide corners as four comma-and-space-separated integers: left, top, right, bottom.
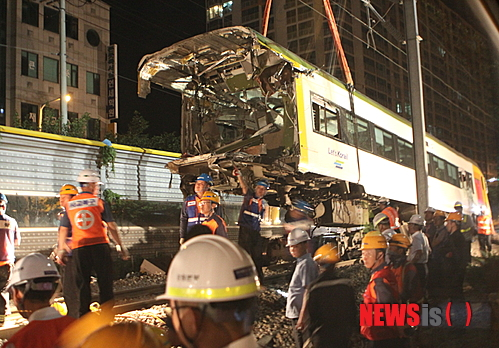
261, 0, 353, 86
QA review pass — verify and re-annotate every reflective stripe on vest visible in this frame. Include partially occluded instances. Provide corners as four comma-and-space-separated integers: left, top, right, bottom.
382, 206, 399, 229
477, 215, 492, 235
185, 195, 201, 229
244, 210, 261, 219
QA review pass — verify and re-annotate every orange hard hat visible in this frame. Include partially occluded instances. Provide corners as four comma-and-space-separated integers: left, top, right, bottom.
389, 233, 411, 249
445, 211, 462, 222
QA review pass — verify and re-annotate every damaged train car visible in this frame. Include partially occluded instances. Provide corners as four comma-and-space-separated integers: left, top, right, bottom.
137, 26, 489, 226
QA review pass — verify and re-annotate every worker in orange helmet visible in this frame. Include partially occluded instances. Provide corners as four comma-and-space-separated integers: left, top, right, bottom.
441, 212, 467, 300
387, 234, 422, 303
360, 231, 402, 347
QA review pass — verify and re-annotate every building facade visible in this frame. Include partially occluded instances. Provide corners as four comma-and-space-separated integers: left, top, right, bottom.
205, 0, 498, 178
1, 0, 112, 139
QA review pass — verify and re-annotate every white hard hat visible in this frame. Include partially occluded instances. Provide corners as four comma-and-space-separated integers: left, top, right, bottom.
373, 213, 389, 228
408, 214, 424, 226
76, 169, 102, 184
157, 235, 259, 302
286, 228, 310, 247
9, 253, 60, 289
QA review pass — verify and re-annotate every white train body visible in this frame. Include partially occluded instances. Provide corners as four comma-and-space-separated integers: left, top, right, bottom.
138, 26, 489, 223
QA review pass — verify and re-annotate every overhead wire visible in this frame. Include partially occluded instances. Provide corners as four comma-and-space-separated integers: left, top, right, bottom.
296, 0, 491, 125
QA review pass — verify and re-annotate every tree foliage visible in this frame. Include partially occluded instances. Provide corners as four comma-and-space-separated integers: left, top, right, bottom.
12, 109, 181, 153
112, 111, 181, 152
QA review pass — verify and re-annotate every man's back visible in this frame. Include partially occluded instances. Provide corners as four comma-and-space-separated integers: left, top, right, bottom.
4, 309, 75, 348
307, 271, 356, 347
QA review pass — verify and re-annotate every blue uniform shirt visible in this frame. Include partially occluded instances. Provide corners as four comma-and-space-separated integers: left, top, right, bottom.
238, 192, 267, 231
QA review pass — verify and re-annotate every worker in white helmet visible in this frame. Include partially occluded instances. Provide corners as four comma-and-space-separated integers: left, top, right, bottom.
157, 234, 261, 348
58, 169, 129, 318
3, 253, 76, 348
285, 228, 318, 348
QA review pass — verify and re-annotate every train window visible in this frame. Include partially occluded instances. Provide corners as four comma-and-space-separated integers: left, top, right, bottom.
356, 117, 372, 151
374, 127, 395, 161
342, 111, 355, 145
325, 107, 339, 138
397, 138, 414, 168
446, 163, 459, 186
431, 155, 446, 181
312, 99, 340, 139
466, 172, 474, 193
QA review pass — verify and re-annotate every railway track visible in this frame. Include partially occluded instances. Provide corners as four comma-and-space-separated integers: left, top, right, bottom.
0, 262, 295, 341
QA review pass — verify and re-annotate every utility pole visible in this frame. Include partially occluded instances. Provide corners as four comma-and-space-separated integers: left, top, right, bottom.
404, 0, 428, 214
60, 0, 68, 127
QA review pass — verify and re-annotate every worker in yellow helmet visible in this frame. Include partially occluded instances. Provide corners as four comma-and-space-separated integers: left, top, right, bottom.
296, 243, 356, 347
197, 191, 228, 239
55, 184, 79, 318
360, 232, 402, 345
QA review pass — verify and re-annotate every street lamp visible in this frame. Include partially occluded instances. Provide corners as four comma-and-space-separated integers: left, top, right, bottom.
38, 94, 71, 132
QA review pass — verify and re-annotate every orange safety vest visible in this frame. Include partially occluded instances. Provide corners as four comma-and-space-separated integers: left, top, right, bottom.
202, 214, 228, 237
382, 206, 400, 229
477, 215, 493, 235
361, 266, 400, 341
66, 193, 109, 248
389, 262, 423, 303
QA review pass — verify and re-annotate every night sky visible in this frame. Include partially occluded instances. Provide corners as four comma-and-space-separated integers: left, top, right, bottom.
103, 0, 206, 136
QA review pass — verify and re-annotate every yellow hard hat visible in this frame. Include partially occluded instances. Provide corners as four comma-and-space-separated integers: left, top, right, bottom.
201, 191, 220, 204
388, 233, 411, 249
59, 184, 78, 196
360, 231, 387, 250
313, 243, 340, 264
445, 211, 462, 222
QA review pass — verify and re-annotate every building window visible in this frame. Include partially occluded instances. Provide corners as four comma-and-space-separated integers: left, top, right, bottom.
66, 14, 78, 40
287, 25, 297, 39
86, 29, 101, 47
67, 63, 78, 88
22, 0, 39, 27
68, 111, 78, 121
223, 1, 233, 15
242, 7, 259, 22
207, 5, 223, 20
87, 118, 101, 140
44, 6, 59, 33
43, 57, 59, 83
86, 72, 100, 95
298, 20, 313, 37
21, 51, 38, 78
20, 102, 38, 128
